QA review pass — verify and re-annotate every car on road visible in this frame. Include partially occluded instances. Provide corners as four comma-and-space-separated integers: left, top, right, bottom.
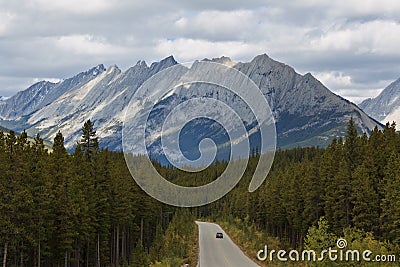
216, 232, 223, 239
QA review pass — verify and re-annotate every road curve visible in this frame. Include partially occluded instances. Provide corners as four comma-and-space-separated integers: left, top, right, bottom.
196, 221, 260, 267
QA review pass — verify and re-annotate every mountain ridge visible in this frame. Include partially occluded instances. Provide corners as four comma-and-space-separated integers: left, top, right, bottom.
0, 54, 382, 154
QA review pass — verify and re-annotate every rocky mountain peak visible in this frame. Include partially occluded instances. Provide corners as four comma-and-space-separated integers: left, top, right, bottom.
203, 56, 236, 67
106, 64, 122, 75
83, 64, 106, 77
360, 77, 400, 124
150, 55, 177, 73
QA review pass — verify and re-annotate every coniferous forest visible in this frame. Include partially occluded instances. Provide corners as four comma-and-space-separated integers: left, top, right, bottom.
1, 118, 400, 266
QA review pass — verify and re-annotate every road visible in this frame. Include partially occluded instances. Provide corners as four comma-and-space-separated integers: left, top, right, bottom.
196, 221, 260, 267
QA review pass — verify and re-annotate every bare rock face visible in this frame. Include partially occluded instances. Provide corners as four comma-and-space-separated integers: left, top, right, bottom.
359, 78, 400, 126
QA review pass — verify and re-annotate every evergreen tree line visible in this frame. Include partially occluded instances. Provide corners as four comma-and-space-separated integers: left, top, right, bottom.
2, 118, 400, 266
202, 118, 400, 251
150, 117, 400, 261
0, 120, 174, 267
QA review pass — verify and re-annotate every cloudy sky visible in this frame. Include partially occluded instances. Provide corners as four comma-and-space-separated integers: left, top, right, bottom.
1, 0, 400, 103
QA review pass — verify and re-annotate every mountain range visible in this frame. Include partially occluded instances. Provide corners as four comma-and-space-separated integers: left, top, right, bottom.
0, 54, 382, 159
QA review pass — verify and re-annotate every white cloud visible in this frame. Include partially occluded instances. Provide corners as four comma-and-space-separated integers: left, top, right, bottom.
308, 20, 400, 55
314, 71, 353, 88
0, 11, 15, 37
155, 38, 265, 62
327, 0, 400, 18
174, 10, 256, 41
29, 0, 119, 15
313, 71, 392, 103
0, 0, 400, 103
53, 34, 128, 56
282, 0, 400, 18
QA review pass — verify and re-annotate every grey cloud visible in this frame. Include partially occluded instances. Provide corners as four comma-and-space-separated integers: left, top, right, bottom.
0, 0, 399, 104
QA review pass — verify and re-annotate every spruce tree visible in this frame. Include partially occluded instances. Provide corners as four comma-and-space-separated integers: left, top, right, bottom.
6, 130, 16, 160
33, 133, 46, 155
49, 130, 76, 264
381, 152, 400, 244
53, 130, 67, 156
17, 129, 30, 152
352, 164, 380, 233
29, 133, 51, 267
344, 116, 360, 173
80, 119, 99, 160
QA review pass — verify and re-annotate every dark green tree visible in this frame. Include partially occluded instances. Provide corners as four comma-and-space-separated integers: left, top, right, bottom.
53, 131, 67, 156
381, 152, 400, 244
344, 117, 361, 173
80, 120, 99, 160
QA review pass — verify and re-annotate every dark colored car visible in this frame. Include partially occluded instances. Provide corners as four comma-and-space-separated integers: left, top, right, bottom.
216, 232, 223, 239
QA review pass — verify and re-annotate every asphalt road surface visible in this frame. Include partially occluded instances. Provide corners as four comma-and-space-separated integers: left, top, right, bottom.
196, 221, 260, 267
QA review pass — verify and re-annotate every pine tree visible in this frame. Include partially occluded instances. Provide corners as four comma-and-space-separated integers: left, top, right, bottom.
28, 133, 51, 267
48, 130, 77, 265
16, 129, 30, 153
33, 133, 46, 155
0, 131, 10, 267
6, 130, 16, 160
352, 164, 380, 233
324, 158, 353, 232
325, 117, 361, 231
383, 122, 397, 153
53, 130, 67, 156
80, 120, 99, 160
381, 152, 400, 244
348, 130, 379, 234
344, 117, 361, 173
92, 150, 112, 266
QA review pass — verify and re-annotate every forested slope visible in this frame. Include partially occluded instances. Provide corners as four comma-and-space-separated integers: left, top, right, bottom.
1, 118, 400, 266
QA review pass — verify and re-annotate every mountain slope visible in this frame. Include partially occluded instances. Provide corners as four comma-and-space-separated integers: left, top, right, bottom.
234, 54, 380, 147
359, 78, 400, 125
0, 54, 381, 156
0, 65, 106, 120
